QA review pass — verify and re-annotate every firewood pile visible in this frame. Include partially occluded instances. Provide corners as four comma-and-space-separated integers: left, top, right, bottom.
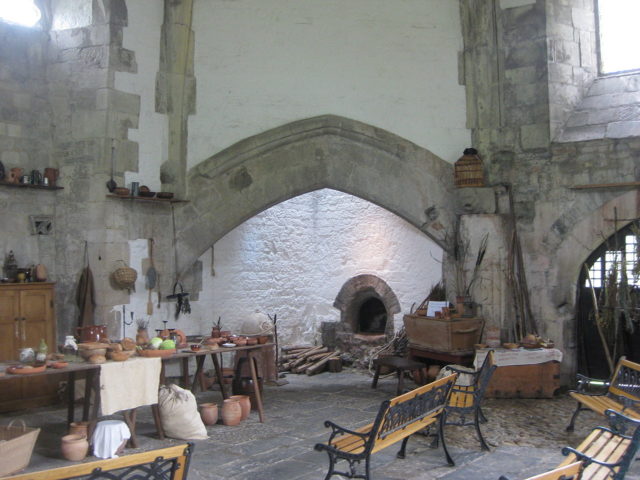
280, 345, 342, 375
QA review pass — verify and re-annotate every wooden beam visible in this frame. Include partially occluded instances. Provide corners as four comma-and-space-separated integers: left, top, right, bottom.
569, 181, 640, 190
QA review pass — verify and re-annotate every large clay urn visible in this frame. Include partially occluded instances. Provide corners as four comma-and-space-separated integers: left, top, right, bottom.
199, 403, 219, 426
221, 398, 242, 426
60, 434, 89, 461
230, 395, 251, 421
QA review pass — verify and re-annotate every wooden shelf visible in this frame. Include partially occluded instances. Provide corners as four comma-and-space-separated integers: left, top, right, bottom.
0, 181, 63, 191
106, 194, 188, 204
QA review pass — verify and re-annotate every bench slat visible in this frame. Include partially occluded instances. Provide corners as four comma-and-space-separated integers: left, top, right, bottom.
570, 392, 640, 419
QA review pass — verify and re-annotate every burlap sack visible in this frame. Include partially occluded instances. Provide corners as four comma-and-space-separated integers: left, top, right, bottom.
158, 384, 208, 440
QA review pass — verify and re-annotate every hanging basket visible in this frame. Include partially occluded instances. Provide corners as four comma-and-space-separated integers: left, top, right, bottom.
112, 261, 137, 289
454, 148, 485, 188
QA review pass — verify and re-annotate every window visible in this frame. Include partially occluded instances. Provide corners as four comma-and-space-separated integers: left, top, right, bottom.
0, 0, 42, 28
598, 0, 640, 74
586, 233, 639, 288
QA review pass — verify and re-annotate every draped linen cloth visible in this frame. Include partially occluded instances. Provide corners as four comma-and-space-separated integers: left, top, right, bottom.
99, 357, 161, 415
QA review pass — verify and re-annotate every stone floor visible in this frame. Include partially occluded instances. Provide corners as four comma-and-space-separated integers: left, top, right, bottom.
2, 369, 640, 480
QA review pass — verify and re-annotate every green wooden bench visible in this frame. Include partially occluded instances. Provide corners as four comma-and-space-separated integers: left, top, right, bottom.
314, 374, 458, 480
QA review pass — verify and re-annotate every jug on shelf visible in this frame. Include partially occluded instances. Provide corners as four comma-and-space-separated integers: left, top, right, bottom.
76, 325, 107, 343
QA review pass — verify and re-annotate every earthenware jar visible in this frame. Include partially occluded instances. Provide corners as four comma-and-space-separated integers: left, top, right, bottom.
44, 168, 59, 187
199, 402, 219, 426
68, 421, 89, 438
60, 434, 89, 461
230, 395, 251, 421
8, 167, 22, 184
221, 398, 242, 426
136, 327, 150, 346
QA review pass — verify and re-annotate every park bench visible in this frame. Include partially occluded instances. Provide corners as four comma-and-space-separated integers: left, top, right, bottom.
566, 357, 640, 432
314, 374, 458, 480
499, 461, 583, 480
443, 349, 497, 451
501, 409, 640, 480
2, 443, 194, 480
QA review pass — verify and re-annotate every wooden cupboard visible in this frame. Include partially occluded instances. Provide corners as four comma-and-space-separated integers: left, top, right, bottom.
0, 282, 59, 411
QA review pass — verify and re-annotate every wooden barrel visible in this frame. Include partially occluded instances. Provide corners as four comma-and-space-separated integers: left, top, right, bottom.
454, 148, 485, 188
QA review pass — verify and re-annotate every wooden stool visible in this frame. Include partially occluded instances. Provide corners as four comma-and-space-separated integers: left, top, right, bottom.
371, 356, 425, 395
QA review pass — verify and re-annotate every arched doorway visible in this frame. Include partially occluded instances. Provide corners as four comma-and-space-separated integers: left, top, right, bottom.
577, 221, 640, 377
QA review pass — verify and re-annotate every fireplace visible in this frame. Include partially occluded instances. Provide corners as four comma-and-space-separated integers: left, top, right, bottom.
322, 274, 400, 367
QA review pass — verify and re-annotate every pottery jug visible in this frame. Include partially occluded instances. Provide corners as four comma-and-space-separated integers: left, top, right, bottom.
221, 398, 242, 426
8, 167, 22, 184
136, 327, 150, 346
44, 168, 59, 187
76, 324, 108, 343
60, 434, 89, 461
230, 395, 251, 421
68, 421, 89, 438
199, 402, 219, 426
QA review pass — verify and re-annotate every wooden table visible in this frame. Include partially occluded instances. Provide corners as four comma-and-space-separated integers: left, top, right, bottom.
371, 356, 425, 395
164, 343, 274, 423
0, 362, 100, 425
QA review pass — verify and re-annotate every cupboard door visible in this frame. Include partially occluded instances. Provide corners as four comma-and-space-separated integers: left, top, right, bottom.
0, 288, 21, 362
20, 287, 55, 350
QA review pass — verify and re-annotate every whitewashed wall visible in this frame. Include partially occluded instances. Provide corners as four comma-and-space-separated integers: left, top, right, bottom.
191, 190, 444, 346
117, 0, 461, 346
189, 0, 468, 164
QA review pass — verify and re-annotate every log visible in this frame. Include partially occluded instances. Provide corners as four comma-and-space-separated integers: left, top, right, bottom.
289, 346, 326, 368
281, 345, 313, 352
306, 353, 340, 376
293, 352, 334, 373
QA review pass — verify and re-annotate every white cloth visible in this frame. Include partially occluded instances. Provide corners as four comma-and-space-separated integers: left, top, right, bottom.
91, 420, 131, 459
474, 348, 563, 369
99, 357, 161, 415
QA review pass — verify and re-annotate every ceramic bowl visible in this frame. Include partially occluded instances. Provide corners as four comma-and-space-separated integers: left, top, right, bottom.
502, 343, 519, 349
114, 187, 130, 196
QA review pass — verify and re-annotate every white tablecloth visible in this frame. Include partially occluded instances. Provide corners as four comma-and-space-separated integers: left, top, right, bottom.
99, 357, 161, 415
474, 348, 563, 369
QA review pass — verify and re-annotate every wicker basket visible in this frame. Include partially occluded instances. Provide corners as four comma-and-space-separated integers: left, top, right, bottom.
112, 261, 137, 289
454, 148, 485, 188
0, 420, 40, 476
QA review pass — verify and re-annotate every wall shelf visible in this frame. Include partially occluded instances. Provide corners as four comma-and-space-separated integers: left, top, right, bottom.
0, 181, 63, 191
106, 194, 188, 204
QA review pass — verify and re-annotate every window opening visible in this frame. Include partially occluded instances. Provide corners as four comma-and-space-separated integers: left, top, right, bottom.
597, 0, 640, 74
0, 0, 42, 28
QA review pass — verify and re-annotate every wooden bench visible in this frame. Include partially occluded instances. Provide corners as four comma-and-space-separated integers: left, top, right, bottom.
501, 409, 640, 480
566, 357, 640, 432
498, 461, 583, 480
2, 443, 194, 480
314, 374, 458, 480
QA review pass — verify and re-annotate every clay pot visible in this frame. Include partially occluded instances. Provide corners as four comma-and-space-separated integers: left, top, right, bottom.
61, 434, 89, 461
246, 337, 258, 346
230, 395, 251, 421
211, 327, 221, 338
68, 421, 89, 438
221, 398, 242, 426
257, 335, 269, 344
44, 167, 59, 187
8, 167, 22, 184
199, 402, 219, 426
136, 328, 150, 346
235, 338, 247, 347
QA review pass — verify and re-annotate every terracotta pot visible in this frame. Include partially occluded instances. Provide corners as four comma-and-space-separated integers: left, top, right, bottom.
221, 398, 242, 426
44, 167, 59, 187
211, 327, 221, 338
8, 167, 22, 184
136, 328, 150, 346
77, 325, 108, 343
257, 335, 269, 344
199, 402, 219, 426
61, 434, 89, 461
68, 421, 89, 438
230, 395, 251, 421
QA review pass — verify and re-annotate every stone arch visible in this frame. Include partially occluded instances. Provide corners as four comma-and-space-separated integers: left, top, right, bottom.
175, 115, 455, 275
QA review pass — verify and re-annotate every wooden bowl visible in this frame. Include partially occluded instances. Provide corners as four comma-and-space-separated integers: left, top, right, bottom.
502, 343, 519, 349
138, 348, 176, 358
138, 191, 156, 197
114, 187, 130, 196
156, 192, 174, 199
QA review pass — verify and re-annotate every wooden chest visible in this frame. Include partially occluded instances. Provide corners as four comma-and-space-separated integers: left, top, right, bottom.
403, 315, 484, 354
485, 361, 560, 398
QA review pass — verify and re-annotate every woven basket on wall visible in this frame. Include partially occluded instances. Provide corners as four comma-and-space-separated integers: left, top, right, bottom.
454, 148, 485, 188
112, 261, 137, 289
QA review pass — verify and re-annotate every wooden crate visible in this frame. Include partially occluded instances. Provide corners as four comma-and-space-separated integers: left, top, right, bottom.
403, 315, 484, 354
485, 361, 560, 398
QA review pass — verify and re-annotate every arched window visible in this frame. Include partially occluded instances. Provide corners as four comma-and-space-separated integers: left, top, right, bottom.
0, 0, 42, 28
598, 0, 640, 74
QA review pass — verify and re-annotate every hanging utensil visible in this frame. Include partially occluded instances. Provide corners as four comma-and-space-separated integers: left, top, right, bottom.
166, 282, 190, 320
146, 239, 157, 315
106, 140, 117, 192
